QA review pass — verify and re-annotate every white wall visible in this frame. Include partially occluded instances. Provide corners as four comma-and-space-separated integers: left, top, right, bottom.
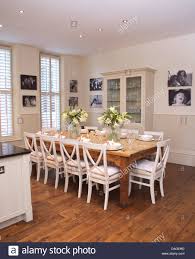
83, 33, 195, 166
0, 43, 85, 140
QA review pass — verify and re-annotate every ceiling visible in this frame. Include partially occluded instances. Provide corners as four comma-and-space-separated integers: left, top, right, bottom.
0, 0, 195, 56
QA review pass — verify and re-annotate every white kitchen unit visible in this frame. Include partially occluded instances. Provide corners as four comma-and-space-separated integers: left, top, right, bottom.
102, 67, 156, 130
0, 143, 33, 229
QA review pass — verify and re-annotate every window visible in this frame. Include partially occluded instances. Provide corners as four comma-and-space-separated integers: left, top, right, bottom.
40, 55, 60, 130
0, 47, 13, 137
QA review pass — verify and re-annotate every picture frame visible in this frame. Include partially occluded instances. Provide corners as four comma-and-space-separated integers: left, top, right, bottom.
70, 80, 78, 93
69, 97, 78, 108
89, 95, 103, 108
22, 95, 36, 107
90, 78, 103, 91
21, 75, 37, 90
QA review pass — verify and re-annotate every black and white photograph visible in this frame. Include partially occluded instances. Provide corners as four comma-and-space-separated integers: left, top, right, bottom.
90, 95, 103, 108
22, 95, 36, 107
21, 75, 37, 90
169, 89, 191, 106
168, 70, 192, 87
90, 78, 103, 91
70, 80, 78, 93
69, 97, 78, 107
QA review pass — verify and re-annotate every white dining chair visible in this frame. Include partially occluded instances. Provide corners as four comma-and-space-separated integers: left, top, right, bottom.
128, 139, 170, 204
60, 138, 87, 198
83, 142, 120, 210
144, 131, 164, 140
40, 135, 64, 189
24, 132, 44, 181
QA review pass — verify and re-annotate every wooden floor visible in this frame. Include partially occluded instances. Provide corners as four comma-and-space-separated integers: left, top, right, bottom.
0, 163, 195, 242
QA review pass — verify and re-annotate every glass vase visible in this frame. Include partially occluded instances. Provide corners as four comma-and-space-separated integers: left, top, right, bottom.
68, 123, 80, 139
107, 126, 120, 142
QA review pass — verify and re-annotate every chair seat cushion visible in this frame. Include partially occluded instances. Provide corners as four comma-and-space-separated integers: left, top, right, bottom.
133, 159, 162, 173
31, 151, 43, 158
47, 154, 63, 163
67, 160, 86, 168
91, 165, 120, 180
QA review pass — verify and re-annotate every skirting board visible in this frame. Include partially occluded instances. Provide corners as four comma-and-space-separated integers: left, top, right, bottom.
169, 150, 195, 167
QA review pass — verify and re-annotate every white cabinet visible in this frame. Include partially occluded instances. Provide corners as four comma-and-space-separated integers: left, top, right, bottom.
102, 67, 156, 130
0, 154, 33, 229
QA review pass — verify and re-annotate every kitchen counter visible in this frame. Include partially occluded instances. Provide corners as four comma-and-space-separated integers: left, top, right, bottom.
0, 142, 33, 229
0, 143, 30, 159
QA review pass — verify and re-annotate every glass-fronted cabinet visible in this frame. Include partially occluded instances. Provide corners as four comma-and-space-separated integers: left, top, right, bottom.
107, 78, 120, 111
126, 76, 141, 123
102, 68, 155, 130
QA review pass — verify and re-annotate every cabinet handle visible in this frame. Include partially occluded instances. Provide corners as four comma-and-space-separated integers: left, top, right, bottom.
0, 166, 5, 174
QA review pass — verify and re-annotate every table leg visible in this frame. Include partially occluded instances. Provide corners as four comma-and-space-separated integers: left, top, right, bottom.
119, 158, 130, 208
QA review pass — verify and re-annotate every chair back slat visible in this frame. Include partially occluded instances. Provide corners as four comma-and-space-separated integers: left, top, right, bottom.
24, 132, 38, 154
152, 139, 171, 177
40, 135, 59, 164
60, 138, 82, 172
83, 142, 108, 177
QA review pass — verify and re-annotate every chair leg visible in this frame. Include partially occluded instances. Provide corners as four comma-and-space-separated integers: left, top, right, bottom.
104, 184, 109, 210
64, 173, 69, 193
87, 180, 92, 203
29, 161, 32, 176
139, 177, 143, 189
95, 183, 99, 191
160, 177, 164, 197
150, 181, 155, 204
73, 175, 76, 183
78, 175, 82, 198
36, 162, 41, 181
55, 168, 59, 189
44, 166, 48, 184
128, 177, 132, 197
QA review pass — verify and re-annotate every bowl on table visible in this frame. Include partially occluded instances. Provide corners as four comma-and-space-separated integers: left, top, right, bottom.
107, 141, 123, 150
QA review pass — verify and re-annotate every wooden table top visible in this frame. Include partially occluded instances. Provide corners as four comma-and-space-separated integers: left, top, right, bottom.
42, 131, 158, 159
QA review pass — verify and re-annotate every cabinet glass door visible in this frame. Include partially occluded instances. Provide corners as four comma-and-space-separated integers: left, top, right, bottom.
126, 76, 141, 123
107, 78, 120, 111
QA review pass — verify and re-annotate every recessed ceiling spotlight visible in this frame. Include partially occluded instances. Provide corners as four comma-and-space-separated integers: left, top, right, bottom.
79, 34, 83, 38
0, 24, 3, 28
71, 20, 78, 28
19, 10, 24, 14
98, 28, 103, 32
122, 19, 128, 23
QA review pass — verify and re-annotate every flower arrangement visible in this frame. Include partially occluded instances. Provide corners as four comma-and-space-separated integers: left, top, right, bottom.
62, 108, 88, 126
98, 106, 131, 141
98, 106, 131, 128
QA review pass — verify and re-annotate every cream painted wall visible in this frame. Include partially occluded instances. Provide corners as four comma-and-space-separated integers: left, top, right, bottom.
0, 43, 85, 140
83, 33, 195, 166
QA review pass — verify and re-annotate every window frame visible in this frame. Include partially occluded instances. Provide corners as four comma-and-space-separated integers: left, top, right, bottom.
40, 53, 61, 130
0, 45, 14, 138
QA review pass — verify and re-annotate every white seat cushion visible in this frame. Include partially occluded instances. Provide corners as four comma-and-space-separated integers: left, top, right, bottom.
90, 165, 120, 181
133, 159, 162, 173
67, 160, 86, 168
47, 154, 63, 163
31, 151, 43, 158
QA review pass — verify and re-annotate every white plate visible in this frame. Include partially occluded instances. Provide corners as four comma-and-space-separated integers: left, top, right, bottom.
107, 144, 123, 151
137, 136, 154, 142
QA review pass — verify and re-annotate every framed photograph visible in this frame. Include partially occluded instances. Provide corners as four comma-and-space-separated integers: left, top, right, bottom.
70, 80, 78, 93
90, 95, 103, 108
90, 78, 103, 91
23, 95, 36, 107
69, 97, 78, 107
168, 89, 191, 106
21, 75, 37, 90
168, 70, 192, 87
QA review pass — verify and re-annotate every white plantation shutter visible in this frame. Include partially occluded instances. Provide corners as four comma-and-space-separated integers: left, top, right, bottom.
40, 55, 60, 130
0, 47, 13, 136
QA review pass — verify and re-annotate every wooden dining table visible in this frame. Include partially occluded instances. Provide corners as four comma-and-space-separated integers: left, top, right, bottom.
39, 131, 158, 208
